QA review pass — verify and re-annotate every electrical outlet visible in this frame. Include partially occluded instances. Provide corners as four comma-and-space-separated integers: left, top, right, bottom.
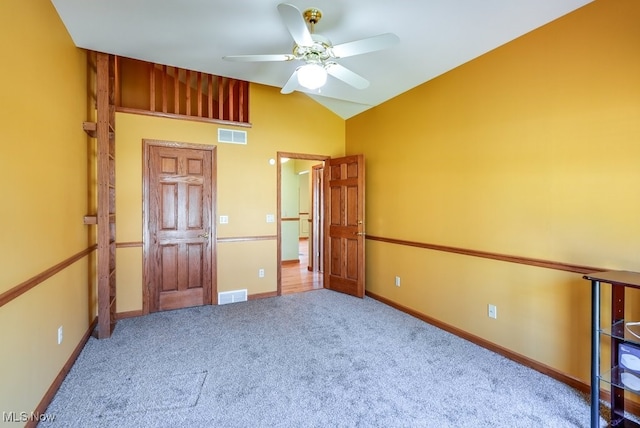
258, 268, 265, 278
395, 276, 401, 287
57, 326, 63, 345
488, 304, 497, 319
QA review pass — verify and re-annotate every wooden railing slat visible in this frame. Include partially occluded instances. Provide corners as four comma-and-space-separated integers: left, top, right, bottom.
239, 81, 245, 122
208, 75, 213, 119
114, 56, 121, 107
197, 72, 202, 117
149, 63, 156, 112
174, 67, 180, 114
218, 76, 224, 120
229, 80, 236, 122
186, 69, 191, 116
113, 56, 249, 125
162, 65, 167, 113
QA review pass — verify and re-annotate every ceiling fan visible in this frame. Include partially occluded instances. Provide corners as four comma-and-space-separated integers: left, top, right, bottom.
223, 3, 400, 94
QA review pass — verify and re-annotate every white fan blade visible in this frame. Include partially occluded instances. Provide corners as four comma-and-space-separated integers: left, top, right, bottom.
326, 63, 369, 89
278, 3, 313, 47
331, 33, 400, 58
223, 54, 295, 62
281, 69, 299, 94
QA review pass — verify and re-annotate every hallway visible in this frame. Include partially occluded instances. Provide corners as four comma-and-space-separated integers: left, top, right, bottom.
281, 239, 322, 294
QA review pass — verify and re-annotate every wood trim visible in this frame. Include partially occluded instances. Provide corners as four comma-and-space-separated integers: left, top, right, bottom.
26, 317, 98, 428
282, 259, 299, 265
281, 217, 300, 222
116, 309, 144, 320
277, 152, 330, 161
0, 245, 96, 308
116, 241, 143, 248
366, 235, 606, 275
116, 106, 252, 128
365, 291, 588, 391
248, 291, 277, 301
366, 290, 640, 417
217, 235, 277, 243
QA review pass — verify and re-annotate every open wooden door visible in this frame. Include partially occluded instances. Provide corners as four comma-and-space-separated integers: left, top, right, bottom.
324, 154, 365, 298
311, 163, 324, 273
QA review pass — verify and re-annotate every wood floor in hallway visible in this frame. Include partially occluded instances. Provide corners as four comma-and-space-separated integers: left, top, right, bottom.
281, 239, 323, 295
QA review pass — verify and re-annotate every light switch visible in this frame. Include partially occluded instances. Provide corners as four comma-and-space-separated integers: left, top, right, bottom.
266, 214, 275, 223
219, 215, 229, 224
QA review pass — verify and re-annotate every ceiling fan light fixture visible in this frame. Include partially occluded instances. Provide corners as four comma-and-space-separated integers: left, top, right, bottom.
297, 63, 327, 90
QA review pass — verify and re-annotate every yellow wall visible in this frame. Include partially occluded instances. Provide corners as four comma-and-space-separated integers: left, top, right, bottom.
4, 0, 639, 420
346, 0, 640, 383
115, 84, 344, 312
0, 0, 91, 423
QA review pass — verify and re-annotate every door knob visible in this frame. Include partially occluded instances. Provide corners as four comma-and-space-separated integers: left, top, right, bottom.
198, 232, 210, 239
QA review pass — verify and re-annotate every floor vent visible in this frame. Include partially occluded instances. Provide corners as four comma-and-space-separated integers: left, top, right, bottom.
218, 289, 248, 305
218, 128, 247, 145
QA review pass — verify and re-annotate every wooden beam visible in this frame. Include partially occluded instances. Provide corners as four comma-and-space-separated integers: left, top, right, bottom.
96, 52, 113, 339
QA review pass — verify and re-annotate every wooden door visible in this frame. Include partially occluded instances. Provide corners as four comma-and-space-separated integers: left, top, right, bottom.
145, 142, 215, 312
311, 164, 324, 273
324, 155, 365, 297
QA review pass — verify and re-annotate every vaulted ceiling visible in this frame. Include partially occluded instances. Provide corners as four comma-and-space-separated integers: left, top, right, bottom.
51, 0, 593, 119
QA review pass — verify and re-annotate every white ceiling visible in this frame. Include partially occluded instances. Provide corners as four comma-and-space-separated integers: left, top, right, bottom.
50, 0, 592, 119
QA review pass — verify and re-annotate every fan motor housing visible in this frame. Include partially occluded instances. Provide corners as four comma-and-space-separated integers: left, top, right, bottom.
293, 34, 333, 62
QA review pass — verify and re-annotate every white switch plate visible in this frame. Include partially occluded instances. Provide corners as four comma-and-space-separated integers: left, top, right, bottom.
219, 215, 229, 224
266, 214, 275, 223
488, 304, 497, 319
395, 276, 401, 287
258, 268, 265, 278
57, 326, 63, 345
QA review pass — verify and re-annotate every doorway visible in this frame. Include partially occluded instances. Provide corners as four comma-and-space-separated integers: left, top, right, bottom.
277, 152, 328, 295
143, 140, 217, 313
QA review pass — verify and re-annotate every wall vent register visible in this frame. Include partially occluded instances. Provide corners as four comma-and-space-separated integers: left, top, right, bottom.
218, 289, 248, 305
218, 129, 247, 145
